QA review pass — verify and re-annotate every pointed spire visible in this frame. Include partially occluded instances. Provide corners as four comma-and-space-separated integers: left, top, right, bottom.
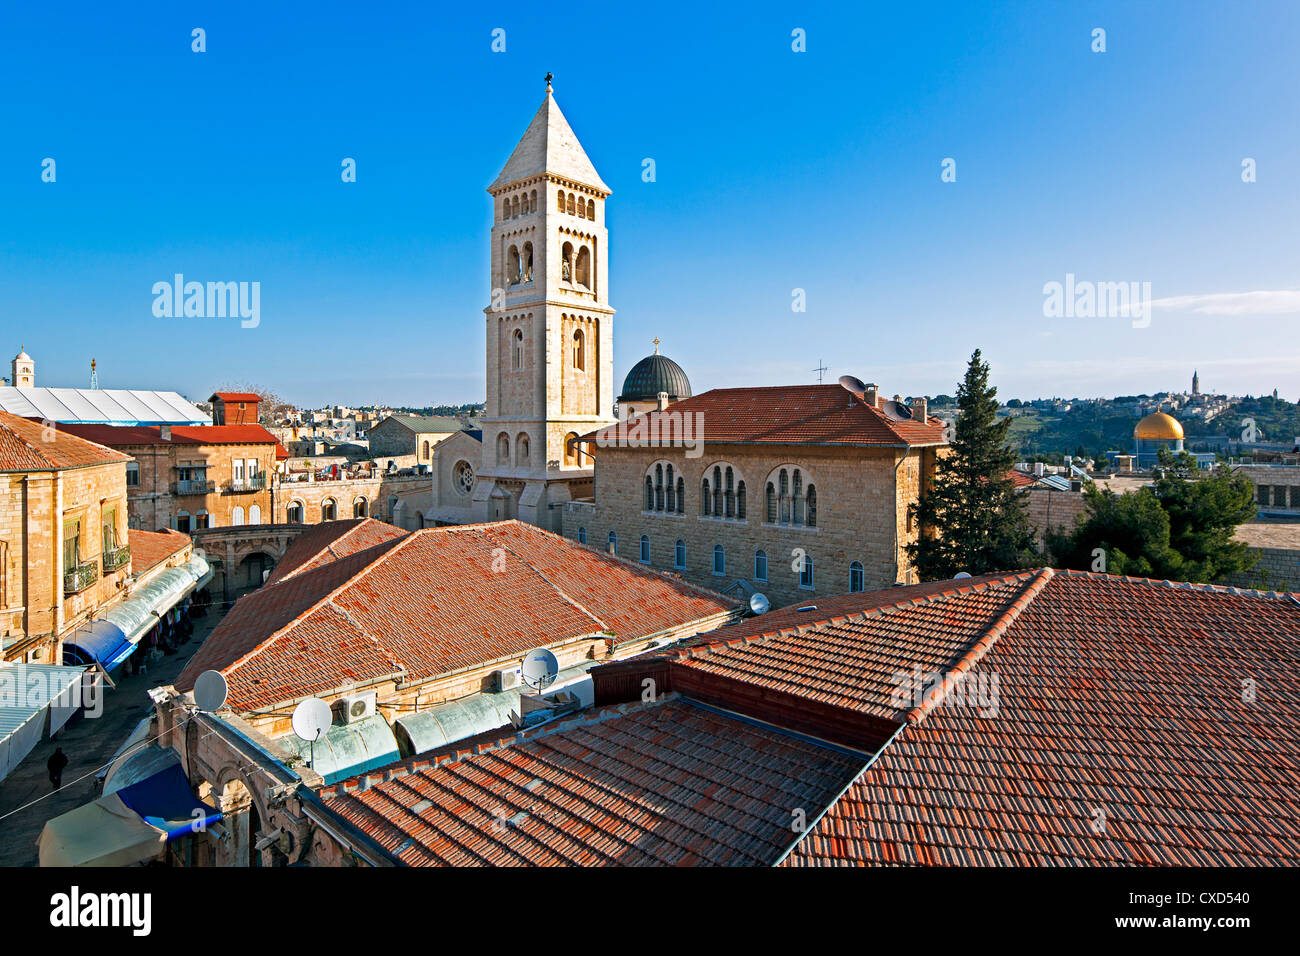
490, 84, 609, 194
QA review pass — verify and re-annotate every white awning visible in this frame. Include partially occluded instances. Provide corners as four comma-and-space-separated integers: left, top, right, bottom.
0, 664, 87, 783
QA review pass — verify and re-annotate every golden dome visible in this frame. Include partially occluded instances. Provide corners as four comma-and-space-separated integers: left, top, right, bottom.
1134, 411, 1184, 441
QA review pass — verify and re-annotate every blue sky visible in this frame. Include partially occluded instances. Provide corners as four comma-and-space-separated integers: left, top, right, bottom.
1, 1, 1297, 407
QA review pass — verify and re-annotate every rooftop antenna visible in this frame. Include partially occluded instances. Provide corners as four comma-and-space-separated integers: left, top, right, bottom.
838, 374, 868, 406
89, 358, 98, 390
520, 647, 559, 693
291, 697, 333, 772
193, 670, 228, 712
813, 360, 828, 384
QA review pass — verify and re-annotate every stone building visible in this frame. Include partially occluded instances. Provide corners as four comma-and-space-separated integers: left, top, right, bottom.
367, 414, 464, 465
563, 381, 947, 608
423, 80, 617, 531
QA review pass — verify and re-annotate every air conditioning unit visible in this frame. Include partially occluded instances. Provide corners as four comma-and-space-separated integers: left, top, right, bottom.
491, 667, 521, 692
338, 691, 376, 724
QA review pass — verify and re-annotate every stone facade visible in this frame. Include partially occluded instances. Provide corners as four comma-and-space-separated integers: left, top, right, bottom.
118, 438, 276, 532
276, 474, 428, 526
1237, 465, 1300, 516
1024, 485, 1090, 546
562, 442, 938, 609
1225, 546, 1300, 593
1, 461, 130, 662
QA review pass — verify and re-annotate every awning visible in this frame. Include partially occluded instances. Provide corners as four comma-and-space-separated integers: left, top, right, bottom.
93, 553, 213, 647
37, 747, 222, 866
0, 664, 88, 783
62, 619, 135, 671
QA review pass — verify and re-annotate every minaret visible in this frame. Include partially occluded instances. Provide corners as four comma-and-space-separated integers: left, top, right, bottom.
476, 77, 616, 529
1191, 370, 1200, 396
11, 346, 34, 388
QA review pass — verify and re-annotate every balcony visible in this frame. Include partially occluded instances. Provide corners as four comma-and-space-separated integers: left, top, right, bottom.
102, 544, 131, 572
63, 561, 98, 595
225, 475, 268, 493
172, 479, 215, 495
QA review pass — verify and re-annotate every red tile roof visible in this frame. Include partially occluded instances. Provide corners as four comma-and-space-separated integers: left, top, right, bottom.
585, 384, 946, 448
1007, 469, 1038, 488
784, 570, 1300, 866
176, 521, 738, 710
56, 421, 282, 448
264, 518, 410, 585
128, 528, 191, 576
319, 697, 865, 866
0, 409, 131, 472
210, 392, 263, 403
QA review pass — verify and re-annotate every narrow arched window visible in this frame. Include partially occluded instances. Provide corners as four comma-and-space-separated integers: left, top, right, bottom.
675, 539, 686, 568
676, 477, 684, 514
712, 466, 722, 516
737, 481, 746, 519
639, 535, 650, 563
724, 467, 735, 517
646, 475, 654, 510
766, 482, 776, 523
577, 197, 586, 219
849, 561, 864, 593
701, 479, 710, 516
607, 531, 618, 555
512, 328, 523, 370
502, 199, 510, 220
507, 245, 521, 285
573, 328, 585, 370
575, 246, 591, 288
754, 549, 767, 581
578, 526, 587, 545
779, 469, 790, 524
511, 196, 519, 218
666, 465, 675, 512
792, 469, 804, 525
800, 554, 815, 589
530, 189, 537, 213
567, 194, 576, 215
522, 242, 533, 281
713, 545, 725, 575
557, 190, 566, 212
807, 485, 818, 527
517, 433, 530, 465
655, 464, 664, 511
561, 242, 574, 282
497, 433, 510, 465
587, 199, 595, 219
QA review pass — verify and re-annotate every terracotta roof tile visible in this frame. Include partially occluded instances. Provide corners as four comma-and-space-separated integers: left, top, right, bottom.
127, 528, 190, 576
265, 518, 410, 585
0, 409, 131, 471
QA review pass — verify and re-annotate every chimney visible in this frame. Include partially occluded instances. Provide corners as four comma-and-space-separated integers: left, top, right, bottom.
160, 424, 172, 441
864, 383, 879, 408
910, 396, 928, 421
656, 391, 669, 412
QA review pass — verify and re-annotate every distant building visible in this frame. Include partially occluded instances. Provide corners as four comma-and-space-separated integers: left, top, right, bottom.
1133, 409, 1216, 470
367, 414, 464, 466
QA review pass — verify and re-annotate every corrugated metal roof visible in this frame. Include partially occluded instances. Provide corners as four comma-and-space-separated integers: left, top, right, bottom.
275, 713, 401, 784
0, 387, 208, 425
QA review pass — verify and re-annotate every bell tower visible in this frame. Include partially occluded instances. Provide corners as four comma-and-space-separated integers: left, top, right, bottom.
476, 77, 616, 529
11, 346, 34, 388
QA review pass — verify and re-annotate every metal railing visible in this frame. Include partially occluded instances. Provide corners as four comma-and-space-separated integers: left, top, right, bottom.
225, 474, 268, 492
102, 544, 131, 572
172, 479, 215, 495
63, 561, 98, 595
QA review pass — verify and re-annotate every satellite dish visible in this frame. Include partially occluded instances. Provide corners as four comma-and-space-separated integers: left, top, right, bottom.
292, 698, 333, 742
880, 400, 914, 422
838, 375, 868, 402
520, 648, 559, 692
749, 593, 770, 615
193, 671, 228, 712
953, 571, 972, 579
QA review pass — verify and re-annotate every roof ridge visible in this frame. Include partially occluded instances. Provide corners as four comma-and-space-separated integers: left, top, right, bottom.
474, 527, 611, 633
1053, 566, 1298, 601
324, 597, 405, 675
905, 567, 1055, 725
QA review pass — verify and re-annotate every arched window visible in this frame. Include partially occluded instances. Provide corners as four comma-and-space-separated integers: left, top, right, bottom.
713, 545, 725, 575
516, 433, 530, 465
800, 554, 815, 589
607, 531, 617, 555
322, 499, 337, 521
497, 433, 510, 465
676, 477, 684, 513
557, 190, 566, 212
522, 242, 533, 281
511, 196, 519, 218
807, 485, 818, 527
561, 242, 574, 282
577, 197, 586, 219
792, 470, 804, 525
512, 328, 523, 370
575, 246, 591, 288
502, 198, 510, 220
587, 199, 595, 219
248, 505, 261, 525
674, 539, 686, 568
639, 534, 650, 563
701, 479, 711, 516
287, 501, 304, 524
849, 561, 864, 592
530, 189, 537, 213
354, 497, 368, 518
712, 466, 722, 516
737, 481, 746, 519
564, 432, 581, 466
567, 194, 576, 215
766, 482, 776, 523
507, 245, 521, 285
645, 476, 655, 510
422, 440, 430, 459
573, 328, 585, 370
754, 549, 768, 581
655, 464, 664, 511
230, 506, 243, 527
577, 526, 587, 544
779, 469, 790, 524
666, 464, 675, 512
724, 467, 735, 517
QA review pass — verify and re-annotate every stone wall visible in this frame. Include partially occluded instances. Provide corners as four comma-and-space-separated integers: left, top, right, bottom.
1224, 547, 1300, 593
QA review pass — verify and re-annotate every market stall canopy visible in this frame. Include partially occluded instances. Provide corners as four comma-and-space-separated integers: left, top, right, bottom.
0, 664, 86, 783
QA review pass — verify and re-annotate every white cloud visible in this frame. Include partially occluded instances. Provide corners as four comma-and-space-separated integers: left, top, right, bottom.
1150, 290, 1300, 315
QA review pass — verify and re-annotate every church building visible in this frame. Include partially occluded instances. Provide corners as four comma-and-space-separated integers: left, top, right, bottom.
425, 79, 617, 530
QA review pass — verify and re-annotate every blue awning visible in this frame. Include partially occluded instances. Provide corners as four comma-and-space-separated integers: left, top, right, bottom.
63, 620, 135, 671
113, 761, 222, 841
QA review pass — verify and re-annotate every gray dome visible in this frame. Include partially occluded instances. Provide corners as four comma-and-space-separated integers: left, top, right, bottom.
618, 353, 691, 403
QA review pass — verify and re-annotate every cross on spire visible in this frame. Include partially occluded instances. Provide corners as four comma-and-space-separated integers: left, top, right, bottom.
653, 337, 660, 354
545, 72, 553, 93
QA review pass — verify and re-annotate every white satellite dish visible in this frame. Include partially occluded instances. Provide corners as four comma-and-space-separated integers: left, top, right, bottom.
953, 571, 972, 579
749, 593, 770, 615
193, 670, 228, 712
291, 697, 333, 742
520, 648, 559, 692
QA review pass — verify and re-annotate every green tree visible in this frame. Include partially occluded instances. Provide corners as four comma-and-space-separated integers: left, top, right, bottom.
1047, 485, 1181, 578
1152, 448, 1257, 581
907, 349, 1036, 580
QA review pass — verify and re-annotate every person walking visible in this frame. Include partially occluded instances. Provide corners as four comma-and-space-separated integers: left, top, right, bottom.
47, 747, 68, 791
